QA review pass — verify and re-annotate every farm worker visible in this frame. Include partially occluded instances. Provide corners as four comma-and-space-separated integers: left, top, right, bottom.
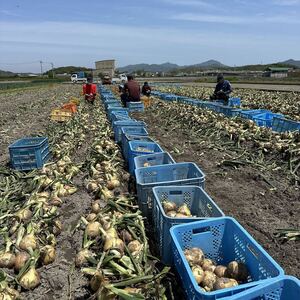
118, 80, 126, 93
210, 74, 232, 105
83, 76, 97, 104
120, 75, 140, 106
142, 82, 151, 97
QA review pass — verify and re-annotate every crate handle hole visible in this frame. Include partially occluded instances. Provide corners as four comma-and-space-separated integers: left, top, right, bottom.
169, 190, 183, 195
192, 226, 211, 235
247, 244, 259, 259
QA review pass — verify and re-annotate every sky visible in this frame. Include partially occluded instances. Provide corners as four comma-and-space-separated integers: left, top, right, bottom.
0, 0, 300, 72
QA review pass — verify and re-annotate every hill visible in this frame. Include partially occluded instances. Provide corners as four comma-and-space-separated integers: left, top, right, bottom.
0, 69, 16, 77
45, 66, 92, 75
282, 59, 300, 68
118, 62, 179, 73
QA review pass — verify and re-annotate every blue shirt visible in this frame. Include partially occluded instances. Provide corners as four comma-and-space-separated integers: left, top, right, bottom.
214, 80, 232, 96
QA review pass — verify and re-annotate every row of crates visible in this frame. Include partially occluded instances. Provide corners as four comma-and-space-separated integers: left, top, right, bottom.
99, 86, 300, 300
152, 90, 300, 133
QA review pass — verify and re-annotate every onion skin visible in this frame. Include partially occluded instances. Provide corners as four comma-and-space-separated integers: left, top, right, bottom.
86, 222, 101, 238
15, 208, 32, 223
90, 271, 103, 292
86, 213, 97, 222
19, 266, 40, 290
19, 234, 37, 251
192, 265, 205, 284
227, 261, 249, 282
120, 229, 133, 244
213, 277, 239, 290
40, 245, 56, 265
201, 258, 216, 272
75, 249, 93, 267
162, 201, 177, 213
214, 265, 227, 278
177, 204, 192, 216
14, 251, 30, 272
184, 248, 204, 266
202, 271, 217, 291
91, 201, 101, 214
0, 252, 16, 269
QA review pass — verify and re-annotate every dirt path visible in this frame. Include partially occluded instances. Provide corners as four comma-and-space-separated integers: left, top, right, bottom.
133, 105, 300, 278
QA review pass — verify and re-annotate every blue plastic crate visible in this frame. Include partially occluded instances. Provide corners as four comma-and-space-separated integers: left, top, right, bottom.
219, 106, 242, 117
170, 217, 284, 300
228, 276, 300, 300
128, 141, 164, 174
153, 186, 224, 265
9, 137, 50, 171
135, 162, 205, 218
113, 120, 146, 142
107, 108, 129, 122
134, 152, 175, 169
121, 127, 148, 156
105, 101, 122, 110
110, 111, 131, 123
122, 134, 154, 161
253, 113, 284, 128
240, 109, 271, 120
272, 116, 300, 133
228, 97, 241, 107
126, 101, 144, 112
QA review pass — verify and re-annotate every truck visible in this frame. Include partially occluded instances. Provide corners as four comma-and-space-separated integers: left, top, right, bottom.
112, 74, 127, 84
71, 71, 87, 83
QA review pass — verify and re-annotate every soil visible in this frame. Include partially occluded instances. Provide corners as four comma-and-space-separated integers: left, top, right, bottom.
0, 85, 298, 300
133, 106, 300, 278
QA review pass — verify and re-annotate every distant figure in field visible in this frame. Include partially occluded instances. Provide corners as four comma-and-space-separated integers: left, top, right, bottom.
210, 74, 232, 105
83, 76, 97, 104
119, 80, 126, 93
120, 75, 140, 106
142, 82, 151, 97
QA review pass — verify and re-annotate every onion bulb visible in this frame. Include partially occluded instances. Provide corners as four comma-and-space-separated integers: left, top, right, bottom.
86, 181, 98, 193
166, 210, 177, 217
19, 234, 37, 251
100, 187, 114, 201
86, 213, 97, 222
40, 245, 56, 265
19, 266, 40, 290
227, 261, 248, 282
214, 265, 227, 278
184, 248, 204, 266
128, 240, 143, 257
86, 222, 100, 238
49, 195, 63, 206
103, 237, 124, 254
75, 249, 94, 267
15, 208, 32, 223
201, 258, 216, 272
0, 287, 20, 300
213, 277, 238, 290
14, 251, 30, 272
91, 201, 101, 214
90, 270, 103, 292
192, 265, 204, 284
120, 229, 133, 244
202, 271, 217, 291
177, 203, 192, 216
0, 251, 16, 269
162, 201, 177, 212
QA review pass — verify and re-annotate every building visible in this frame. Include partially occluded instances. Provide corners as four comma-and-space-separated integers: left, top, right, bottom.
264, 67, 290, 78
93, 59, 115, 78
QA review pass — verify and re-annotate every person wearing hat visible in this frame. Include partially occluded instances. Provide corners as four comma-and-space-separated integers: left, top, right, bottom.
210, 74, 232, 105
83, 76, 97, 104
142, 82, 151, 97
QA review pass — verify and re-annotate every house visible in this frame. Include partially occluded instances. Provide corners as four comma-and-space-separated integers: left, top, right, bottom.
264, 67, 290, 78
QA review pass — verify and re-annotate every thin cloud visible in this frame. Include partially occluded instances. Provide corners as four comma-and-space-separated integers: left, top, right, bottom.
162, 0, 214, 8
171, 12, 300, 24
272, 0, 300, 5
0, 9, 20, 17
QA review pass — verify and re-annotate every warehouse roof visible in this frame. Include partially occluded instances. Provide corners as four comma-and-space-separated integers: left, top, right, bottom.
267, 67, 290, 72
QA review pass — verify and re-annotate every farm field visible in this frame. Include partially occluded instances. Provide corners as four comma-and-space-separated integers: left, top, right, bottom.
0, 84, 299, 299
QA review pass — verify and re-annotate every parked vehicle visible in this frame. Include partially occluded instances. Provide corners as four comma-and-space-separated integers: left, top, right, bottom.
71, 71, 87, 83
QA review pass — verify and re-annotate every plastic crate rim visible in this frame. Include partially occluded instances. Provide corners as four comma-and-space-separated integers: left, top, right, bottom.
135, 162, 205, 184
153, 185, 224, 220
9, 137, 48, 149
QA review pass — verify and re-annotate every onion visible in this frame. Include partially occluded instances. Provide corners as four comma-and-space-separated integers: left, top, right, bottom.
227, 261, 248, 282
166, 210, 177, 217
192, 265, 204, 284
86, 181, 98, 193
184, 248, 204, 266
19, 234, 37, 251
202, 271, 217, 291
57, 186, 68, 197
49, 195, 63, 206
91, 201, 101, 214
86, 213, 97, 222
90, 270, 103, 292
86, 222, 101, 238
0, 251, 16, 269
19, 266, 40, 290
52, 220, 62, 236
201, 258, 216, 272
120, 229, 133, 244
15, 208, 32, 222
75, 249, 94, 267
213, 277, 238, 290
127, 240, 143, 256
177, 203, 192, 216
64, 185, 77, 195
214, 265, 227, 278
14, 251, 30, 272
40, 245, 56, 265
103, 237, 124, 254
100, 187, 114, 201
162, 201, 177, 212
2, 286, 20, 299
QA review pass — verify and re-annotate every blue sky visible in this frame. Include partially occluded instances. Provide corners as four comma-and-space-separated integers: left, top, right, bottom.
0, 0, 300, 72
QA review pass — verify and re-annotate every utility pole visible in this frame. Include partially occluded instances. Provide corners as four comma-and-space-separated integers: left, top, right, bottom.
40, 60, 43, 77
51, 62, 55, 78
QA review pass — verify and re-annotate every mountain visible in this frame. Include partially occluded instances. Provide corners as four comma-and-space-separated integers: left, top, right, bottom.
117, 62, 179, 73
0, 69, 16, 77
187, 60, 228, 69
281, 59, 300, 68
